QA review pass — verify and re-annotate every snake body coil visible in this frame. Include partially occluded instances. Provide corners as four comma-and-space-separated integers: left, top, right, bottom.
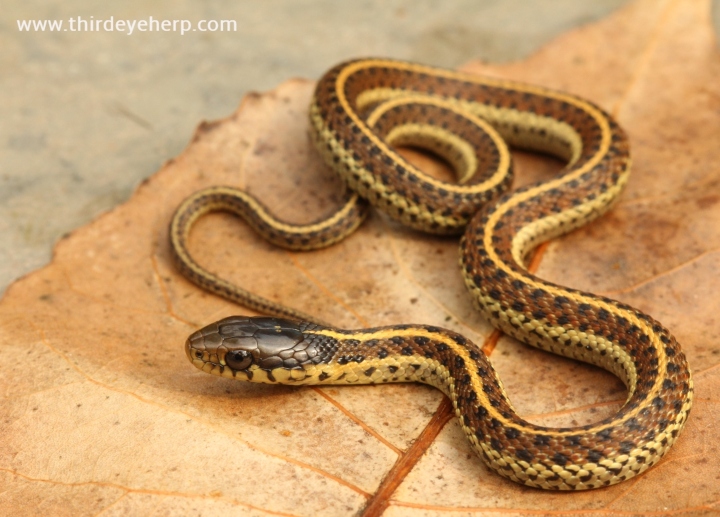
172, 59, 693, 490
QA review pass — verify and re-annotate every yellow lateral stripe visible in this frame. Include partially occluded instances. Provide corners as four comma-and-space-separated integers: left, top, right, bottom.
307, 327, 650, 435
335, 59, 602, 193
364, 95, 512, 188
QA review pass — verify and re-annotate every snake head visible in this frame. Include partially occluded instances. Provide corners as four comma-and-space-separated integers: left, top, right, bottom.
185, 316, 314, 381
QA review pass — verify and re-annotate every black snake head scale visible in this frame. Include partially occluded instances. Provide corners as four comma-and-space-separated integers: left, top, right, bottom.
186, 316, 328, 376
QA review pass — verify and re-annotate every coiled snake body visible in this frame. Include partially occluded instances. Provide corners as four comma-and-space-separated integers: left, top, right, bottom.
171, 59, 693, 490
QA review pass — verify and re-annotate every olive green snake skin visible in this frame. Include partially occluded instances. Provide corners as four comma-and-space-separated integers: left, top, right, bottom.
171, 58, 693, 490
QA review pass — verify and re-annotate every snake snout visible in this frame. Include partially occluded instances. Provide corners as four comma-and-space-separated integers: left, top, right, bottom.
184, 335, 196, 363
184, 321, 226, 367
185, 327, 211, 367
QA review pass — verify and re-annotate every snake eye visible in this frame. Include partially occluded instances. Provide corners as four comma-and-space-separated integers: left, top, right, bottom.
226, 350, 253, 370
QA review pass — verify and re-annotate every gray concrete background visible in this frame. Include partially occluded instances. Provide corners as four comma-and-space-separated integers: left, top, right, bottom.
1, 0, 645, 295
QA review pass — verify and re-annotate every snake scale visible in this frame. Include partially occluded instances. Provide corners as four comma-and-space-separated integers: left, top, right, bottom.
170, 59, 693, 490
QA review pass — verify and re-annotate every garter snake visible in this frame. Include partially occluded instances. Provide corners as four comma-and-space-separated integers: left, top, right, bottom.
171, 58, 693, 490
